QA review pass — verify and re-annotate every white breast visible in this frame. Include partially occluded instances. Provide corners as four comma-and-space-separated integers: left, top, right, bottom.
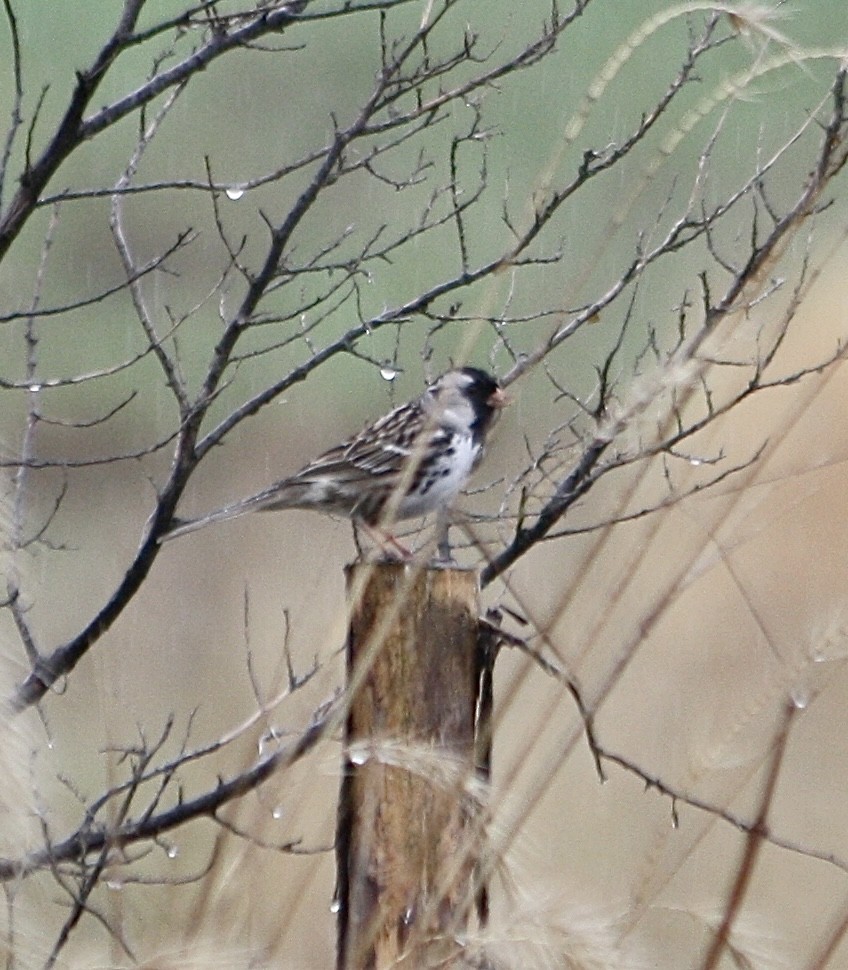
396, 432, 480, 519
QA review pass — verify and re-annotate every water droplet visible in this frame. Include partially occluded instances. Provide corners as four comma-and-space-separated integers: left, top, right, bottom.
380, 366, 398, 381
165, 843, 179, 859
349, 746, 369, 766
258, 727, 282, 756
689, 458, 702, 467
329, 899, 341, 913
106, 879, 124, 891
272, 805, 285, 820
790, 686, 810, 710
28, 384, 42, 393
225, 186, 245, 201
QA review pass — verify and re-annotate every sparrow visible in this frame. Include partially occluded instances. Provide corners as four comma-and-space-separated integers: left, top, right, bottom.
160, 367, 506, 544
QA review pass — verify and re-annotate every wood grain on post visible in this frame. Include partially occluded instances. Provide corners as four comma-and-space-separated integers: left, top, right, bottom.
337, 562, 482, 970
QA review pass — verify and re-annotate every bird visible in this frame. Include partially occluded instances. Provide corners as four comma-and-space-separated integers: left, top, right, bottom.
160, 367, 507, 547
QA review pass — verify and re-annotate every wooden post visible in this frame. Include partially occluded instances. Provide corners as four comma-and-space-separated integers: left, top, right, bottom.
337, 562, 482, 970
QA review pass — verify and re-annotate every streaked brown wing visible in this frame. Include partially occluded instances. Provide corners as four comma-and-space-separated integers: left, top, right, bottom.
290, 401, 436, 485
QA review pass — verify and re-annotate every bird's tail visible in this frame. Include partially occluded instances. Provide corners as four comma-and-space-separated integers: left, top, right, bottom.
158, 483, 304, 543
158, 502, 255, 542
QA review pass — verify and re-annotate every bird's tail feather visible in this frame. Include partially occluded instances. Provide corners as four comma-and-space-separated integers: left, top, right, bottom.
159, 484, 303, 543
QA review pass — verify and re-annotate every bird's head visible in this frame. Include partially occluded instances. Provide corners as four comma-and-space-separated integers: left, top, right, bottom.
424, 367, 508, 438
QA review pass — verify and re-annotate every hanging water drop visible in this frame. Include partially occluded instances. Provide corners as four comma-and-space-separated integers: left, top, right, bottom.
380, 366, 398, 382
258, 726, 282, 756
790, 685, 810, 710
226, 186, 245, 201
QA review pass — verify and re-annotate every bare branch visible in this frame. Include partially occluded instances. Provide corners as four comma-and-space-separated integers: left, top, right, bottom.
0, 0, 23, 211
697, 702, 797, 970
0, 698, 336, 881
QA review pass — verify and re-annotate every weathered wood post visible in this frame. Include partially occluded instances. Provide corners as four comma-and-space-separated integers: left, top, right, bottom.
336, 561, 484, 970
